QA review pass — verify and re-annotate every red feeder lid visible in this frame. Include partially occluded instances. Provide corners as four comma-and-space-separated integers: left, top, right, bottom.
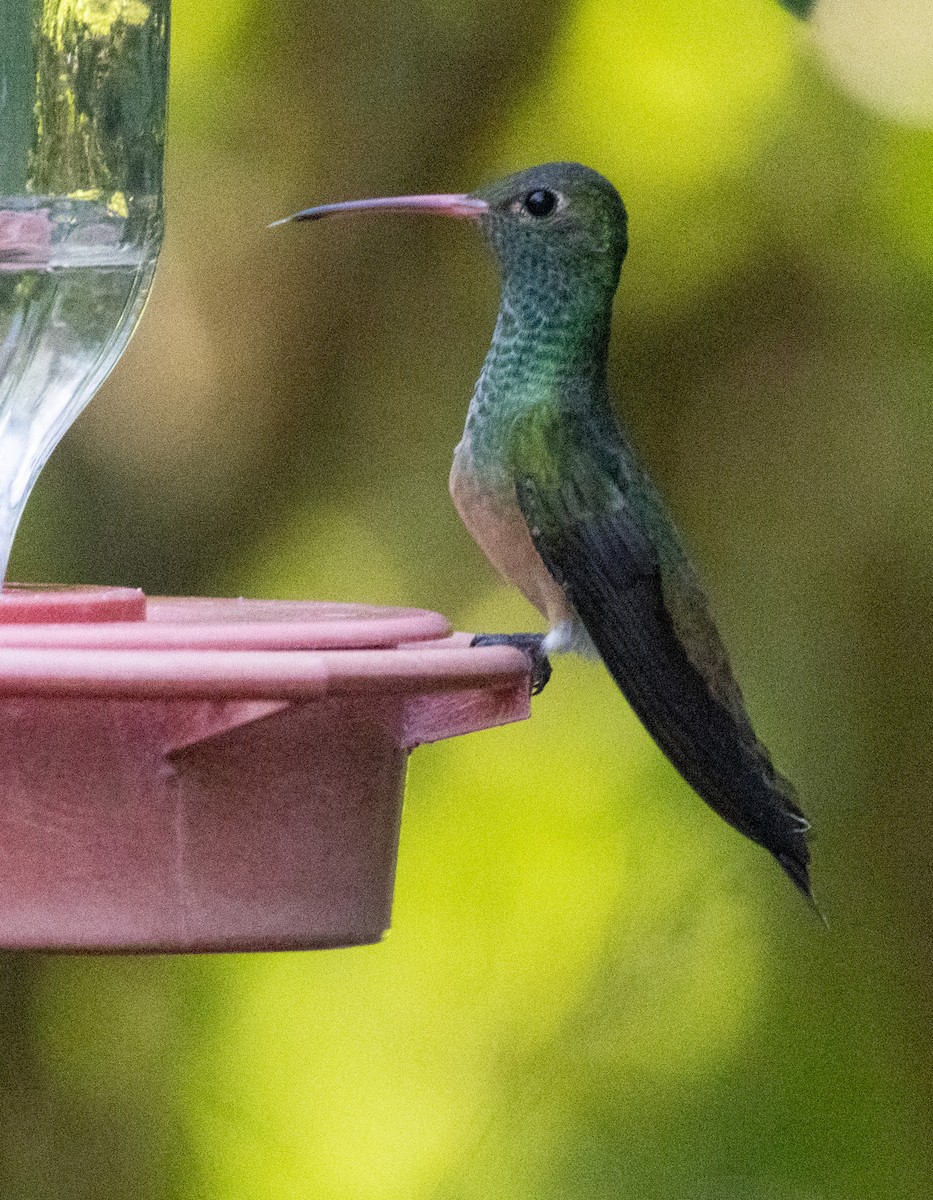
0, 585, 531, 953
0, 586, 530, 701
0, 583, 145, 624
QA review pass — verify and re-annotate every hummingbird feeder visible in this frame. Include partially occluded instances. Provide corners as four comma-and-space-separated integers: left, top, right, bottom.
0, 1, 531, 952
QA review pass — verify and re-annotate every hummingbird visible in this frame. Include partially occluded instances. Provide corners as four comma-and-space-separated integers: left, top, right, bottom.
273, 162, 814, 906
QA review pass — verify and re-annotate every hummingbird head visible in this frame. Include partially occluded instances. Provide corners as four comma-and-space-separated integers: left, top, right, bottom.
271, 161, 627, 302
469, 162, 628, 297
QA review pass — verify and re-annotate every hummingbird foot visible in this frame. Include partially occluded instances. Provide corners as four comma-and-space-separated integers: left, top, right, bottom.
470, 633, 553, 695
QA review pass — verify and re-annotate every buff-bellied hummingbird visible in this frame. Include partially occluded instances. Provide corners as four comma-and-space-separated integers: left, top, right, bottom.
272, 162, 815, 907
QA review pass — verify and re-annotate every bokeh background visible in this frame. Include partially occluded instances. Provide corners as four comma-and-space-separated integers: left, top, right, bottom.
2, 0, 933, 1196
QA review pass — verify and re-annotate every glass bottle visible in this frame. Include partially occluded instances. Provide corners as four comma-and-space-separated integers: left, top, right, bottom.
0, 0, 169, 583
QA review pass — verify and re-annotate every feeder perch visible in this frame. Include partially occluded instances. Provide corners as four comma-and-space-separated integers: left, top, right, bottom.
0, 586, 531, 953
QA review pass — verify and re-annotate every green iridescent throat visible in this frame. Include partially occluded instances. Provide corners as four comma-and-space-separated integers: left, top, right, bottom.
464, 273, 616, 491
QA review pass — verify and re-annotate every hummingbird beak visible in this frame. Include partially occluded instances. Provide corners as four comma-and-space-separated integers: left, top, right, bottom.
269, 193, 488, 227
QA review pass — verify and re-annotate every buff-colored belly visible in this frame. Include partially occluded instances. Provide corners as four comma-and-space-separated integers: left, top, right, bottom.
449, 451, 573, 628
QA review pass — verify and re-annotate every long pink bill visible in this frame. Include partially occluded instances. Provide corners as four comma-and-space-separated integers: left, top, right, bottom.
269, 193, 488, 227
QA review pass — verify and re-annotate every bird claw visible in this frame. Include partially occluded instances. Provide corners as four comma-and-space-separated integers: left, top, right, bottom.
470, 633, 553, 695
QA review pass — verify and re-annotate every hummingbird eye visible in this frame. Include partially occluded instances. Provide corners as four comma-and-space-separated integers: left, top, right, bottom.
523, 189, 558, 218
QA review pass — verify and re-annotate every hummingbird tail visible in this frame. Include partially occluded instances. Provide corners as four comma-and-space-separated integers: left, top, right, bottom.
777, 849, 813, 902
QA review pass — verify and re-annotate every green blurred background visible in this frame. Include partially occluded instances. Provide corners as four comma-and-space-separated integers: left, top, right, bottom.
2, 0, 932, 1196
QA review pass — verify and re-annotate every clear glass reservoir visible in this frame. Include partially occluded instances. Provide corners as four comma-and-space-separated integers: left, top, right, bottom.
0, 0, 169, 583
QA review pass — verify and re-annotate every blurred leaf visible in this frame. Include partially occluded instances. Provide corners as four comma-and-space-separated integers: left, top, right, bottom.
779, 0, 814, 16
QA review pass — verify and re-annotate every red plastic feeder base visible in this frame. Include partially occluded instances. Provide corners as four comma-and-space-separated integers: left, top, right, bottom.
0, 587, 530, 953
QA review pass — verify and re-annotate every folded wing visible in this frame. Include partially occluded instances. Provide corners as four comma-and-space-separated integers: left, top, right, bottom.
513, 415, 813, 902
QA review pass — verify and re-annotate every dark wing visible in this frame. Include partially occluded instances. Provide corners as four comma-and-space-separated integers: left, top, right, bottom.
514, 432, 813, 904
